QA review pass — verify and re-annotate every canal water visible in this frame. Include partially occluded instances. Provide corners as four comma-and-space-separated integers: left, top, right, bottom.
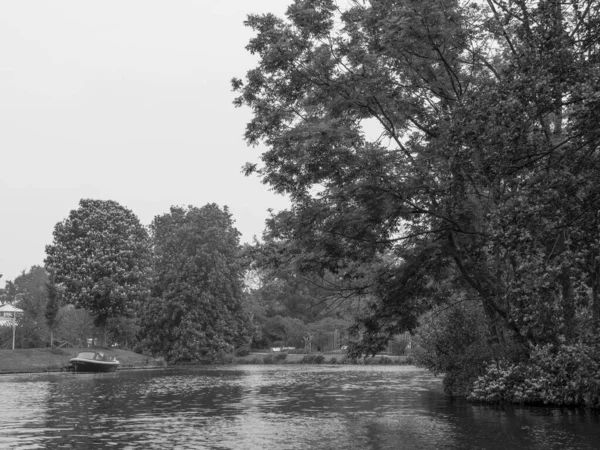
0, 365, 598, 449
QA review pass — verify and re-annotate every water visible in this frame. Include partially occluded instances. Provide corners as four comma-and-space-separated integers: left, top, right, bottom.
0, 365, 598, 449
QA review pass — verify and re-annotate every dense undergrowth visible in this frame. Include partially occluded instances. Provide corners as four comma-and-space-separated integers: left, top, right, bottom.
413, 302, 600, 408
469, 343, 600, 408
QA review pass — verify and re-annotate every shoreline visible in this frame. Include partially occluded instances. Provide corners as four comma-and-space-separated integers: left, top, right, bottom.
0, 348, 411, 375
0, 347, 166, 375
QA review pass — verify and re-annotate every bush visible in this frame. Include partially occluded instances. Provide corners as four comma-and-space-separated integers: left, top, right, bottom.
262, 354, 274, 364
299, 354, 325, 364
235, 345, 251, 357
273, 352, 288, 362
469, 343, 600, 408
339, 356, 358, 364
220, 354, 235, 364
413, 301, 491, 396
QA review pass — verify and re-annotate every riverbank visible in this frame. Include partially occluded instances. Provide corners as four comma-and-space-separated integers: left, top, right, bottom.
232, 352, 412, 365
0, 348, 166, 374
0, 348, 410, 374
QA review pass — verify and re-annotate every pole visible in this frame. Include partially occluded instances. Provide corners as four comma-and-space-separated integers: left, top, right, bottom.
12, 311, 16, 350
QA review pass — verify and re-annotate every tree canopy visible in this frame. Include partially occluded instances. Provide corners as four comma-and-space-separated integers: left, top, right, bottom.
234, 0, 600, 357
0, 266, 49, 348
139, 204, 252, 362
44, 199, 152, 345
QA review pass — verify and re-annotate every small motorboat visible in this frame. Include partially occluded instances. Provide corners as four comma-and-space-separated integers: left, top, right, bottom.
68, 351, 120, 372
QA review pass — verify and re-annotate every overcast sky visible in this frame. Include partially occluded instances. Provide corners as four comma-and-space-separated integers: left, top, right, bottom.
0, 1, 292, 287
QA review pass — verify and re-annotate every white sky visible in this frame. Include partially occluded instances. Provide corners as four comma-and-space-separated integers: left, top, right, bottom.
0, 0, 292, 287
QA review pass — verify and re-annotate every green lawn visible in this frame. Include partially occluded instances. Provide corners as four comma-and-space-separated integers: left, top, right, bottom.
0, 347, 166, 374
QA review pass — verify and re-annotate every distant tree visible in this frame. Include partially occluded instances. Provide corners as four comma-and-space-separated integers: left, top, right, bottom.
45, 199, 152, 347
45, 274, 61, 347
244, 238, 380, 350
139, 204, 252, 362
51, 305, 96, 348
106, 314, 140, 350
259, 315, 307, 348
0, 279, 18, 305
246, 268, 335, 322
5, 266, 50, 348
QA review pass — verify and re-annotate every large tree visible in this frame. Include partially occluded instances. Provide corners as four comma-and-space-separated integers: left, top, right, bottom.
139, 204, 252, 362
45, 199, 151, 346
234, 0, 600, 358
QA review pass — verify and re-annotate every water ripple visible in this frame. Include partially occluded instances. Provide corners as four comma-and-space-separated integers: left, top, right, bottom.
0, 365, 599, 449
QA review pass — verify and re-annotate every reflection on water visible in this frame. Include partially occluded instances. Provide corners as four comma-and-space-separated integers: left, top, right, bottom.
0, 365, 598, 449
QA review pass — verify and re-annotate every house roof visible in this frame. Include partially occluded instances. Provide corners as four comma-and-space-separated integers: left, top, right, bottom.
0, 304, 23, 313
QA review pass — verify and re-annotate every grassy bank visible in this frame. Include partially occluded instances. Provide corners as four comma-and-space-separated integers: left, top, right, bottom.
0, 348, 166, 374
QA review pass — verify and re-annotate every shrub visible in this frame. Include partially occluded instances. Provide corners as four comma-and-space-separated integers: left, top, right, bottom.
235, 345, 251, 357
299, 354, 325, 364
262, 354, 274, 364
413, 301, 491, 396
219, 353, 235, 364
340, 356, 359, 364
273, 352, 288, 362
469, 343, 600, 408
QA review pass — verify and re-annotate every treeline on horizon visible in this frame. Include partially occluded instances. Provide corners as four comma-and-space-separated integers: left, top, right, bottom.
0, 199, 355, 363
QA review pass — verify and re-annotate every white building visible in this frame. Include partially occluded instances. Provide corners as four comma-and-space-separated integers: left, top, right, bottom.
0, 304, 23, 327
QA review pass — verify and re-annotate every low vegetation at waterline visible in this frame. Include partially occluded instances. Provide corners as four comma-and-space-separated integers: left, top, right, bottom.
0, 348, 166, 374
228, 352, 412, 365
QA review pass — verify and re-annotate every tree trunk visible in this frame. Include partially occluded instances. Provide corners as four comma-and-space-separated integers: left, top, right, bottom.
562, 276, 576, 339
593, 257, 600, 328
95, 315, 107, 348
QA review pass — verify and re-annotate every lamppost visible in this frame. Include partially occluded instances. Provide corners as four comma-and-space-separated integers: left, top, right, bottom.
0, 304, 23, 350
12, 309, 16, 350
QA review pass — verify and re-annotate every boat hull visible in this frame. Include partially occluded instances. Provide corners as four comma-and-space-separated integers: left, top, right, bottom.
69, 358, 119, 373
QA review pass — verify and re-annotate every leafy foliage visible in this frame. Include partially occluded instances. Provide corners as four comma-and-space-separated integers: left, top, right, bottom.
52, 305, 96, 347
45, 199, 152, 345
1, 266, 49, 348
470, 343, 600, 408
45, 273, 61, 346
0, 266, 103, 349
106, 314, 140, 350
244, 239, 365, 350
413, 300, 495, 396
139, 204, 252, 362
235, 0, 600, 404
